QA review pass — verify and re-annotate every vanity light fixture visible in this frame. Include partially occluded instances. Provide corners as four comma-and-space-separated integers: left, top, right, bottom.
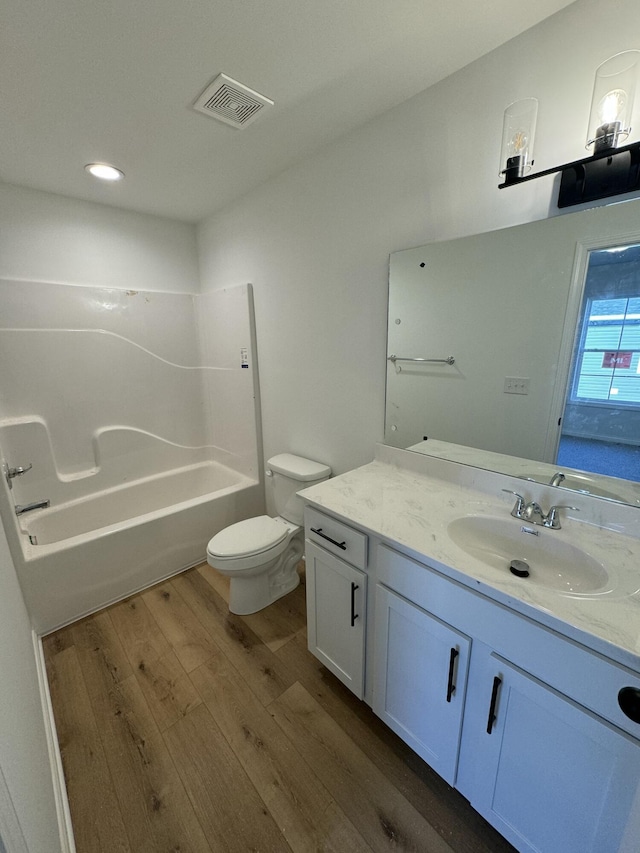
499, 50, 640, 207
84, 163, 125, 182
499, 98, 538, 185
586, 52, 638, 154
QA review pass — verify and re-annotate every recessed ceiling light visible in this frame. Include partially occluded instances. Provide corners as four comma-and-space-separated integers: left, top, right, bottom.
85, 163, 125, 182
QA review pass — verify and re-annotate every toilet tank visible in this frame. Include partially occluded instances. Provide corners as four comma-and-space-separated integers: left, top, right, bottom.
267, 453, 331, 525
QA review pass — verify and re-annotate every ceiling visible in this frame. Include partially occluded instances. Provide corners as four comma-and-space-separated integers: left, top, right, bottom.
1, 0, 575, 223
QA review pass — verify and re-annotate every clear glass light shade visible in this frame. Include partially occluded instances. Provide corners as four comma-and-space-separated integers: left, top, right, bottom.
499, 98, 538, 183
586, 51, 640, 153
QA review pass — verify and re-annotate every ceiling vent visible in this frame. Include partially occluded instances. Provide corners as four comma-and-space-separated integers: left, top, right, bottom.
193, 73, 274, 129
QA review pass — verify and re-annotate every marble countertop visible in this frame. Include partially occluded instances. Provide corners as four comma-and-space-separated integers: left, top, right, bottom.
299, 447, 640, 671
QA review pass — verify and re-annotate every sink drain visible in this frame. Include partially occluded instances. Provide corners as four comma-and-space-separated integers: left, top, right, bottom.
510, 559, 530, 578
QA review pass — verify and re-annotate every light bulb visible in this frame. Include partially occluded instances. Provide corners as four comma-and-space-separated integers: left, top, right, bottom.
510, 129, 529, 156
598, 89, 627, 124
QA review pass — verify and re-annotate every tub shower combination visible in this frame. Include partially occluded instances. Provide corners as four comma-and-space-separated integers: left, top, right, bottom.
0, 280, 262, 633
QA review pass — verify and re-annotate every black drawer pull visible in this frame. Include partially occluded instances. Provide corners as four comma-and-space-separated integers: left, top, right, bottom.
486, 676, 502, 734
446, 647, 459, 702
618, 687, 640, 723
310, 527, 347, 550
350, 582, 359, 626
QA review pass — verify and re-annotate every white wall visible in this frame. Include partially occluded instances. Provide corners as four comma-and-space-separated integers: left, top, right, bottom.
0, 521, 61, 853
197, 0, 640, 475
0, 183, 199, 292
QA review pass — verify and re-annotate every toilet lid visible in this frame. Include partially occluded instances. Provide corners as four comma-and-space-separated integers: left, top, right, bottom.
207, 515, 288, 559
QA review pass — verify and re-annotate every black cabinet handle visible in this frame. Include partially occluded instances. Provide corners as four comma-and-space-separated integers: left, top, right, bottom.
350, 582, 359, 626
619, 687, 640, 723
446, 647, 459, 702
486, 676, 502, 734
310, 527, 347, 550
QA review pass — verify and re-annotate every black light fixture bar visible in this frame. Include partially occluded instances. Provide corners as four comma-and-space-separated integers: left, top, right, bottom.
499, 140, 640, 207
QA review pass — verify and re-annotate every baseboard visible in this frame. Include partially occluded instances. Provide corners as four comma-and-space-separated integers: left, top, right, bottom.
32, 632, 76, 853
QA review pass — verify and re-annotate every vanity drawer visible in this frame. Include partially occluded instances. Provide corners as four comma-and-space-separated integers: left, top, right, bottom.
305, 507, 367, 570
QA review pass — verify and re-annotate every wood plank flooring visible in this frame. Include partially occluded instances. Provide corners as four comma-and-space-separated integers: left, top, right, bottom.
43, 563, 516, 853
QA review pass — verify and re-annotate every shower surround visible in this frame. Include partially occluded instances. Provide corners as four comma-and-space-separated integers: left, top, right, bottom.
0, 279, 263, 633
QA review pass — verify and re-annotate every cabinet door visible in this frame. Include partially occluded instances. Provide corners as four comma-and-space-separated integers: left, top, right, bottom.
373, 585, 471, 785
305, 541, 366, 698
464, 651, 640, 853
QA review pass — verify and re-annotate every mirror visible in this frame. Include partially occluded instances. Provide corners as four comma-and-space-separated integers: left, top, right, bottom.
386, 198, 640, 507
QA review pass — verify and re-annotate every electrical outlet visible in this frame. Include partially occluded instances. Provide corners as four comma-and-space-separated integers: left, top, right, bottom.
504, 377, 530, 395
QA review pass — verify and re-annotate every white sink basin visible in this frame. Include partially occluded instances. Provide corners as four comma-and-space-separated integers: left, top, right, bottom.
447, 515, 611, 595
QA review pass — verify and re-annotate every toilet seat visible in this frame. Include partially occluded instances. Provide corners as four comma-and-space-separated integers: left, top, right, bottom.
207, 515, 298, 572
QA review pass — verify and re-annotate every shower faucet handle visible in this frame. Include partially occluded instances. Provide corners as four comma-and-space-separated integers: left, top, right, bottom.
5, 463, 32, 489
8, 463, 32, 477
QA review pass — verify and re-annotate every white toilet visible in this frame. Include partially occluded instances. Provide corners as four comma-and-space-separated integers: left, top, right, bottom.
206, 453, 331, 615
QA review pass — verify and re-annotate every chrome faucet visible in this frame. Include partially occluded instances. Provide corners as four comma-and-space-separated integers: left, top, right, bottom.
521, 500, 546, 526
502, 490, 578, 530
4, 462, 32, 490
15, 499, 50, 516
549, 471, 566, 487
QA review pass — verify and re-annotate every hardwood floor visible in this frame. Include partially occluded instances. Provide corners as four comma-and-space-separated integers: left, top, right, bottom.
43, 563, 516, 853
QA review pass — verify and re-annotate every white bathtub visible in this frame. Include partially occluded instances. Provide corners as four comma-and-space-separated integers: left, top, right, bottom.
3, 461, 262, 634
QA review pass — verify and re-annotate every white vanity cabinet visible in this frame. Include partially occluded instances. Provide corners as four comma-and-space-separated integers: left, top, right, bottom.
460, 645, 640, 853
376, 542, 640, 853
303, 496, 640, 853
373, 584, 470, 785
305, 507, 368, 698
299, 450, 640, 853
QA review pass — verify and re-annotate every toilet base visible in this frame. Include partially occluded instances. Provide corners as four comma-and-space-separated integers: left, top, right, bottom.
228, 536, 304, 615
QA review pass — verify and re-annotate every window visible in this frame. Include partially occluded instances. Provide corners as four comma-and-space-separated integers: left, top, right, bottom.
571, 296, 640, 405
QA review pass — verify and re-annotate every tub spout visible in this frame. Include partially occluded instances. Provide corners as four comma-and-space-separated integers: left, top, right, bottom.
15, 499, 50, 515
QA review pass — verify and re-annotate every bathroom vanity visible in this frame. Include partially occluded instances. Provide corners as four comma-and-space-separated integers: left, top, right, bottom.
300, 445, 640, 853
